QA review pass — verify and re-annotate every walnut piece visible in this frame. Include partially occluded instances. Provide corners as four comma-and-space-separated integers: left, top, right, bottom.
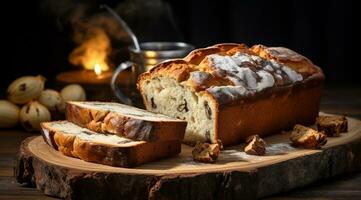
316, 115, 348, 137
290, 124, 327, 149
192, 142, 220, 163
244, 135, 266, 156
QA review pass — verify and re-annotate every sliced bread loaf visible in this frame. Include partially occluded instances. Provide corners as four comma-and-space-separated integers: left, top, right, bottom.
65, 101, 187, 141
137, 43, 324, 146
41, 121, 181, 167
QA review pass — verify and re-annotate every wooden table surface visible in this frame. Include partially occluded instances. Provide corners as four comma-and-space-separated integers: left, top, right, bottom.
1, 85, 360, 200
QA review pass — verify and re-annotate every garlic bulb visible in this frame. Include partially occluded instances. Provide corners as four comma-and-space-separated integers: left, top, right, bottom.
7, 75, 45, 104
60, 84, 86, 102
0, 100, 20, 128
19, 101, 51, 131
38, 89, 65, 112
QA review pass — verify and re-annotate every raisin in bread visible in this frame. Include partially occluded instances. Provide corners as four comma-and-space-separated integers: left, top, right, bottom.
65, 101, 186, 141
137, 43, 325, 146
41, 121, 181, 167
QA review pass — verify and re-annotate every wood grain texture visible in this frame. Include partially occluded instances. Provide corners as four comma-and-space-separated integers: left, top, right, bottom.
14, 115, 361, 200
1, 86, 360, 200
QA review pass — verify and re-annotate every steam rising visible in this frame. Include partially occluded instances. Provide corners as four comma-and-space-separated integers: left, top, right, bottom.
68, 6, 127, 71
41, 0, 129, 71
40, 0, 183, 72
68, 27, 110, 71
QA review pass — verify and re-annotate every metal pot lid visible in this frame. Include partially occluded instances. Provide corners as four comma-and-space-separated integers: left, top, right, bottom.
129, 42, 195, 58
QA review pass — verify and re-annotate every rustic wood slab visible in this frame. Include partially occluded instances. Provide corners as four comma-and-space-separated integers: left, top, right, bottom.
15, 114, 361, 200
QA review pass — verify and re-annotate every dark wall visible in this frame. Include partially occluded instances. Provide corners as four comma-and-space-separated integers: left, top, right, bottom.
1, 0, 360, 94
169, 0, 361, 84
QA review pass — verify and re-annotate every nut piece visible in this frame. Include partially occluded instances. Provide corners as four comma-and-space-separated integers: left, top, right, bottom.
60, 84, 86, 102
316, 115, 348, 137
0, 100, 20, 128
290, 124, 327, 149
7, 75, 45, 104
244, 135, 266, 156
38, 89, 65, 112
19, 101, 51, 131
192, 142, 220, 163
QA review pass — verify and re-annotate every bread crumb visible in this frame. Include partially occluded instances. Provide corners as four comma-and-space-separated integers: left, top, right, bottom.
244, 135, 266, 156
192, 142, 221, 163
290, 124, 327, 149
316, 115, 348, 137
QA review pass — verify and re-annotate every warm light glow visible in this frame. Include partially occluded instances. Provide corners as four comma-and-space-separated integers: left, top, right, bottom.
94, 64, 102, 75
69, 28, 110, 72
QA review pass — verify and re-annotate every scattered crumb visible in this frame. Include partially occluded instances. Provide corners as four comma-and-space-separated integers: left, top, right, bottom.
192, 142, 221, 163
244, 135, 266, 156
290, 124, 327, 149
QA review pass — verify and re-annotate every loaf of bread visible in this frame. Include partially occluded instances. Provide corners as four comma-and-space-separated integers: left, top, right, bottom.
66, 101, 186, 141
137, 43, 325, 146
41, 121, 181, 167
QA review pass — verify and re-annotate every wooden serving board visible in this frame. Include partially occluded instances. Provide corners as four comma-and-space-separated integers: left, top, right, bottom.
15, 114, 361, 200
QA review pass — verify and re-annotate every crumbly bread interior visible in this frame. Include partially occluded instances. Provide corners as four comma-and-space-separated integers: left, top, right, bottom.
141, 50, 307, 145
68, 101, 183, 122
141, 77, 216, 144
43, 121, 143, 146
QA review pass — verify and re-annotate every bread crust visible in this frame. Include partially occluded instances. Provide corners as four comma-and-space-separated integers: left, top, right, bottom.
40, 122, 181, 167
250, 45, 319, 76
66, 102, 186, 142
137, 43, 325, 146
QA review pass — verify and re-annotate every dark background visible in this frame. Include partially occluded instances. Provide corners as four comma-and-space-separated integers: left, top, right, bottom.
1, 0, 360, 94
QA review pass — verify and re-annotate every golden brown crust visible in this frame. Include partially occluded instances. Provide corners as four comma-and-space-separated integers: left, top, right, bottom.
40, 122, 181, 167
184, 43, 250, 65
181, 72, 233, 92
66, 102, 186, 141
184, 47, 222, 65
250, 44, 319, 76
137, 43, 325, 146
54, 132, 76, 157
211, 43, 243, 50
226, 45, 256, 56
138, 43, 324, 95
72, 137, 181, 167
147, 59, 191, 82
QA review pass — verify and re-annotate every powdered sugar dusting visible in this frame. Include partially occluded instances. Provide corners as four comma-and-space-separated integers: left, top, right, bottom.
190, 71, 211, 84
266, 143, 297, 155
204, 52, 303, 103
220, 149, 264, 161
256, 70, 275, 91
207, 53, 303, 94
264, 64, 274, 72
206, 53, 303, 103
206, 85, 251, 104
281, 66, 303, 82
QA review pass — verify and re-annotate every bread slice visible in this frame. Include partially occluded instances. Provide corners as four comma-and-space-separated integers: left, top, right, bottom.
41, 121, 181, 167
65, 101, 186, 141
